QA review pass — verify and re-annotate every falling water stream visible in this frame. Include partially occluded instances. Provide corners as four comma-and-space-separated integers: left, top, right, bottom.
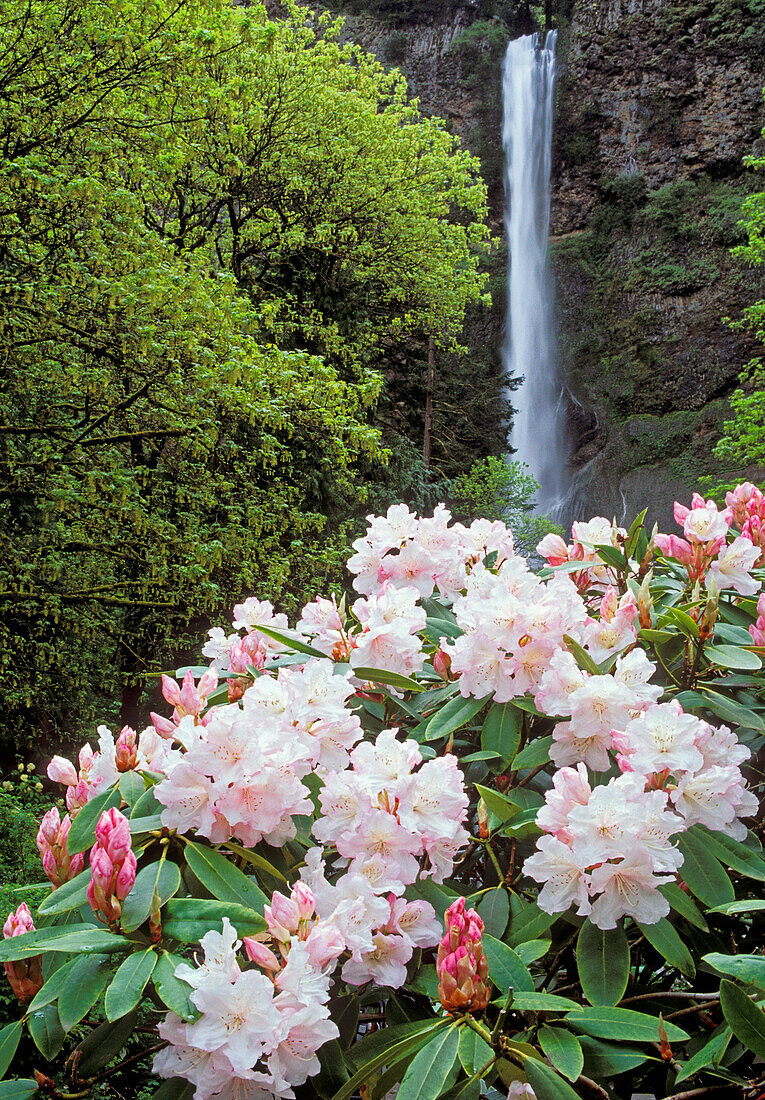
502, 32, 570, 515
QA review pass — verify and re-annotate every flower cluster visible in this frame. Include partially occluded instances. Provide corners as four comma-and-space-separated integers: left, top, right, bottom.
750, 592, 765, 647
36, 807, 83, 888
87, 808, 137, 924
436, 897, 490, 1013
3, 904, 42, 1003
155, 660, 363, 845
655, 493, 760, 596
536, 516, 627, 591
154, 917, 338, 1100
725, 481, 765, 565
313, 727, 469, 893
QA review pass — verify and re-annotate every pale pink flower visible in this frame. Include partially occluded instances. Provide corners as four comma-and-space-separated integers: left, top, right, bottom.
523, 836, 591, 917
588, 848, 673, 929
708, 535, 761, 597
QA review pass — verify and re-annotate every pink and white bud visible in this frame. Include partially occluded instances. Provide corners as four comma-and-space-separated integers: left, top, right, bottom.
115, 726, 138, 771
436, 897, 490, 1013
161, 674, 183, 708
47, 755, 77, 787
243, 937, 281, 972
3, 904, 42, 1003
87, 809, 135, 924
95, 807, 132, 864
433, 648, 454, 682
150, 711, 177, 739
66, 778, 90, 813
37, 809, 84, 888
264, 891, 300, 941
292, 882, 315, 923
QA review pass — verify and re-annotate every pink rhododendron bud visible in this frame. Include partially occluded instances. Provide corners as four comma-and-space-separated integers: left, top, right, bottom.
638, 573, 653, 629
47, 755, 78, 787
477, 798, 489, 839
292, 882, 315, 922
2, 904, 43, 1003
243, 937, 281, 971
115, 726, 138, 771
750, 593, 765, 646
36, 808, 84, 888
66, 778, 90, 813
536, 532, 569, 566
87, 809, 135, 924
150, 711, 177, 739
433, 648, 454, 682
437, 897, 490, 1013
161, 674, 183, 708
265, 891, 301, 942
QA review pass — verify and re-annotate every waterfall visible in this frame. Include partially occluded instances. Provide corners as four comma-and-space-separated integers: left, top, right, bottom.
502, 31, 569, 514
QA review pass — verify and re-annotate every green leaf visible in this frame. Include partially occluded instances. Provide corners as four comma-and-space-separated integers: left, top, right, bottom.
28, 1003, 65, 1060
578, 1036, 649, 1076
153, 952, 195, 1019
37, 869, 91, 915
708, 899, 765, 915
697, 827, 765, 882
66, 786, 122, 855
130, 786, 162, 820
676, 830, 735, 906
408, 964, 439, 1000
506, 896, 557, 947
333, 1021, 450, 1100
562, 635, 600, 675
163, 899, 266, 938
720, 978, 765, 1058
511, 736, 552, 770
663, 606, 700, 638
349, 1020, 444, 1067
522, 1053, 582, 1100
57, 953, 110, 1031
704, 953, 765, 990
473, 784, 519, 825
397, 1025, 460, 1100
253, 623, 327, 658
675, 1026, 732, 1084
0, 1020, 23, 1081
28, 958, 78, 1012
636, 918, 695, 978
130, 814, 163, 834
149, 1079, 196, 1100
482, 934, 533, 993
565, 1007, 689, 1043
576, 921, 630, 1006
119, 770, 147, 807
705, 644, 762, 670
515, 939, 551, 964
104, 948, 158, 1021
120, 859, 182, 932
0, 1082, 39, 1099
314, 1039, 350, 1099
423, 694, 489, 742
481, 703, 522, 769
697, 687, 765, 732
477, 889, 509, 939
0, 926, 130, 961
458, 1027, 493, 1075
223, 841, 289, 884
659, 883, 709, 931
75, 1009, 139, 1076
183, 840, 268, 910
351, 667, 425, 693
509, 993, 582, 1012
538, 1026, 583, 1082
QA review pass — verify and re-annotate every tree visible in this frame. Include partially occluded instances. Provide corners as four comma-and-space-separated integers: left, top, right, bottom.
0, 0, 489, 747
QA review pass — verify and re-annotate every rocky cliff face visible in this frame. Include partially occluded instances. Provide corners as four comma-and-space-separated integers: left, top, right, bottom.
552, 0, 765, 527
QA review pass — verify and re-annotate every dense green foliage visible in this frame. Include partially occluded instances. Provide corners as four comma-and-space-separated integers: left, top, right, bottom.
0, 0, 490, 748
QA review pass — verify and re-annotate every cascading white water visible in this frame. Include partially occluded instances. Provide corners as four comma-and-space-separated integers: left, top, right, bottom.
502, 31, 569, 513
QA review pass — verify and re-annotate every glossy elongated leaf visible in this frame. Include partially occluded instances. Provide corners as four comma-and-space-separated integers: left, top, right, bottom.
508, 993, 582, 1012
474, 784, 519, 825
0, 1082, 38, 1099
481, 703, 522, 769
75, 1009, 140, 1076
506, 896, 556, 947
397, 1025, 460, 1100
477, 889, 509, 939
149, 1079, 196, 1100
183, 840, 268, 910
720, 979, 765, 1058
676, 831, 735, 906
705, 644, 762, 670
423, 694, 489, 742
675, 1027, 732, 1084
28, 1003, 66, 1059
708, 899, 765, 915
577, 921, 630, 1006
578, 1037, 649, 1076
482, 935, 533, 993
697, 687, 765, 732
314, 1039, 350, 1099
224, 841, 289, 884
636, 918, 695, 978
351, 667, 425, 693
37, 869, 91, 915
522, 1053, 582, 1100
565, 1007, 689, 1043
153, 952, 195, 1019
130, 814, 163, 834
511, 736, 552, 770
253, 624, 327, 658
130, 785, 162, 819
120, 859, 182, 932
0, 925, 130, 961
28, 957, 78, 1012
698, 828, 765, 881
562, 635, 600, 675
163, 899, 266, 936
66, 786, 122, 855
57, 953, 110, 1031
458, 1027, 493, 1075
119, 770, 146, 806
330, 1021, 451, 1100
0, 1020, 23, 1081
348, 1020, 444, 1067
515, 939, 551, 964
538, 1025, 583, 1082
659, 883, 709, 930
705, 953, 765, 990
105, 948, 158, 1020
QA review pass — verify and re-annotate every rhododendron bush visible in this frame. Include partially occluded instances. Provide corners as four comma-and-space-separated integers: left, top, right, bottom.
2, 487, 765, 1100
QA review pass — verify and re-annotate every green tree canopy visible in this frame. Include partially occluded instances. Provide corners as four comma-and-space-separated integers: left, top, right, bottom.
0, 0, 489, 745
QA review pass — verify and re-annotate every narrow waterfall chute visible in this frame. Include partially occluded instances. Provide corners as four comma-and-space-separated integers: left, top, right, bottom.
502, 31, 569, 514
